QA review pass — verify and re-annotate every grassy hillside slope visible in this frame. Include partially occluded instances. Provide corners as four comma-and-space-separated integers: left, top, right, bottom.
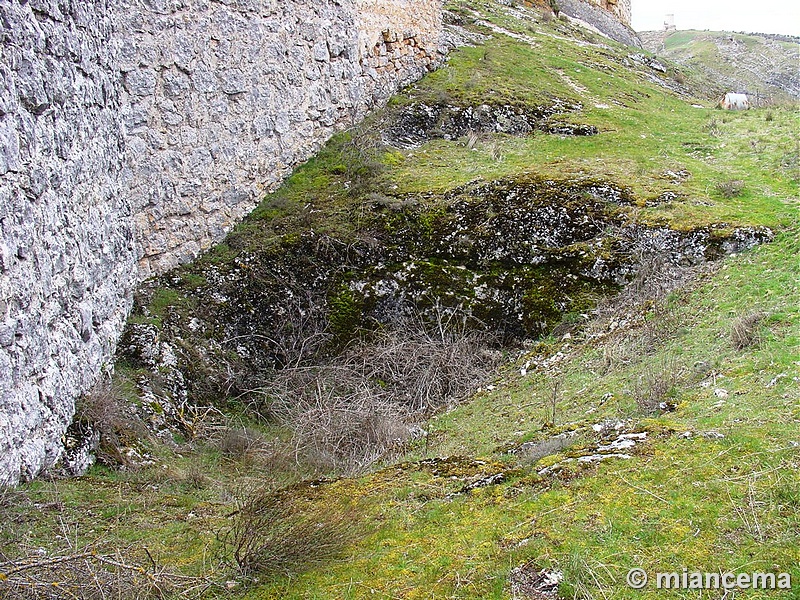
639, 29, 800, 103
1, 2, 798, 599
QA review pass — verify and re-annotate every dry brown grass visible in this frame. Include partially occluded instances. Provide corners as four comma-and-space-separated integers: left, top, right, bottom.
730, 311, 766, 350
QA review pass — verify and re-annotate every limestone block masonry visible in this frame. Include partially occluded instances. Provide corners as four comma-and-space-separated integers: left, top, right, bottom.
0, 0, 136, 486
121, 0, 444, 279
0, 0, 444, 486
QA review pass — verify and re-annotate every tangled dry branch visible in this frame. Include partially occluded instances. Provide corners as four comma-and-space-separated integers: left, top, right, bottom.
0, 548, 214, 599
260, 311, 498, 473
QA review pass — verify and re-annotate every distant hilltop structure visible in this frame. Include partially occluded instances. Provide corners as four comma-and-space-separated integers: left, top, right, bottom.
664, 14, 677, 32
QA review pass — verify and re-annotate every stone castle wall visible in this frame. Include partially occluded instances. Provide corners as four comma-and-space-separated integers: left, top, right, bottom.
0, 0, 443, 485
121, 0, 443, 278
0, 0, 136, 485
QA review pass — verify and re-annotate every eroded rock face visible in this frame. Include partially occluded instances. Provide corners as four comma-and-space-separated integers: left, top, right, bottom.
559, 0, 640, 48
0, 0, 445, 485
120, 174, 771, 414
385, 100, 597, 147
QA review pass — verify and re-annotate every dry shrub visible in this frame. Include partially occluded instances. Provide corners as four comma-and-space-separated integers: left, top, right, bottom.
731, 311, 766, 349
74, 381, 151, 468
716, 179, 744, 198
462, 129, 481, 149
268, 374, 409, 474
356, 313, 495, 411
215, 426, 266, 458
219, 487, 360, 578
631, 355, 681, 414
261, 312, 497, 473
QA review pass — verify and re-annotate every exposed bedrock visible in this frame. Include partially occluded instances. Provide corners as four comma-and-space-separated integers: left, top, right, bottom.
118, 175, 771, 433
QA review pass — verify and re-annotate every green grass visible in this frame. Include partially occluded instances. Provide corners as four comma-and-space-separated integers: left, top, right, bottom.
652, 29, 799, 108
3, 2, 798, 598
240, 228, 799, 599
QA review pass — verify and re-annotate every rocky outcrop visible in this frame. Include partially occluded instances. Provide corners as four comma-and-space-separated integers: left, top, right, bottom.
0, 0, 444, 485
583, 0, 631, 27
559, 0, 641, 47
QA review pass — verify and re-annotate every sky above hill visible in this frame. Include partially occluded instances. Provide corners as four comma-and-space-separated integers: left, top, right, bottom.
631, 0, 800, 36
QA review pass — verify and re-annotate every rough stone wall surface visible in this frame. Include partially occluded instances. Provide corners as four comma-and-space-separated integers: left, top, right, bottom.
0, 0, 137, 485
0, 0, 443, 485
561, 0, 640, 47
121, 0, 443, 278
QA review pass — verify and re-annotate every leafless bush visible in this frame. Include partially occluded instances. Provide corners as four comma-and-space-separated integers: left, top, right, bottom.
260, 310, 498, 473
219, 487, 359, 577
631, 355, 681, 414
268, 373, 409, 474
214, 426, 266, 457
0, 547, 212, 599
355, 312, 496, 411
266, 293, 333, 370
716, 179, 744, 198
731, 311, 766, 350
74, 381, 152, 468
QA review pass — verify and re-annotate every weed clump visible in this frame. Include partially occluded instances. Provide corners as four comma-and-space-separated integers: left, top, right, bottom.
219, 487, 360, 577
716, 179, 744, 198
631, 355, 681, 414
730, 311, 766, 349
73, 381, 151, 468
